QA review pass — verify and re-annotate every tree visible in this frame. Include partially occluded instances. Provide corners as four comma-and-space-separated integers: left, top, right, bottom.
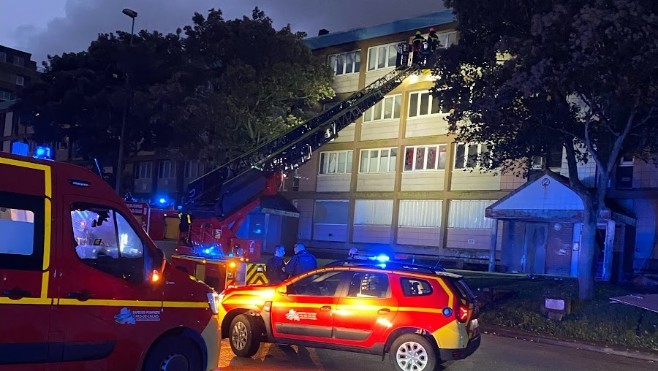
15, 30, 187, 171
151, 8, 335, 163
433, 0, 658, 299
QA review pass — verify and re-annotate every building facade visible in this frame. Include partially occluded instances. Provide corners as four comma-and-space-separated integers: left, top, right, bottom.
280, 11, 657, 278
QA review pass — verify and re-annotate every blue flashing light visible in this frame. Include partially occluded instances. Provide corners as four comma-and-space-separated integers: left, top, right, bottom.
158, 197, 167, 204
33, 146, 53, 160
375, 254, 390, 263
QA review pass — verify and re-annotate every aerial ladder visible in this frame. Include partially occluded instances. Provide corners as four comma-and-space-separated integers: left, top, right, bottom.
171, 60, 421, 291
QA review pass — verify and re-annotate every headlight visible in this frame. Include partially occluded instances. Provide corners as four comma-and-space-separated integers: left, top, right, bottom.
207, 292, 220, 315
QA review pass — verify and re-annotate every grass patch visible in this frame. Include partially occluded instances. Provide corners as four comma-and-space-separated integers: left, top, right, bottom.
456, 271, 658, 352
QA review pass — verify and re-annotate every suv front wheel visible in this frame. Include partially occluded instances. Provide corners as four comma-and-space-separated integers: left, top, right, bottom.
229, 314, 261, 357
389, 334, 437, 371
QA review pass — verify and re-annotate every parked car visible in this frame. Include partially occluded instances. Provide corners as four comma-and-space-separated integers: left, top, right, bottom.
218, 259, 480, 371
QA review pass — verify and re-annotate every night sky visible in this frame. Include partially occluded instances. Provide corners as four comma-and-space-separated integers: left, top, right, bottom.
0, 0, 445, 65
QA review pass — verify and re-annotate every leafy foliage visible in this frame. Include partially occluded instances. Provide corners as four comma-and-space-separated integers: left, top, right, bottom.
16, 7, 334, 169
435, 0, 658, 299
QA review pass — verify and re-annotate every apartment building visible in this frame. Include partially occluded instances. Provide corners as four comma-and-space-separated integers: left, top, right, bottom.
0, 45, 39, 155
282, 10, 656, 280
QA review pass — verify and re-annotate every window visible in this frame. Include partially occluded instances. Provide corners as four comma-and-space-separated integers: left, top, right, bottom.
367, 42, 400, 71
287, 271, 343, 296
319, 150, 352, 174
15, 75, 25, 86
347, 272, 389, 298
448, 200, 496, 229
71, 204, 144, 283
404, 145, 447, 171
359, 148, 397, 173
436, 31, 458, 49
0, 90, 14, 101
354, 200, 393, 225
0, 52, 6, 63
328, 50, 360, 75
531, 145, 563, 169
363, 95, 402, 122
454, 144, 489, 169
158, 160, 175, 178
408, 91, 442, 118
314, 200, 349, 225
398, 200, 441, 228
184, 160, 204, 179
135, 161, 152, 179
13, 55, 24, 66
400, 277, 433, 296
619, 154, 634, 167
0, 191, 44, 270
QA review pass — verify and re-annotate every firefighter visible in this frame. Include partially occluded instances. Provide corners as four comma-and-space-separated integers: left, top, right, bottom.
427, 28, 440, 52
178, 212, 191, 245
411, 30, 425, 65
284, 243, 317, 278
266, 245, 287, 285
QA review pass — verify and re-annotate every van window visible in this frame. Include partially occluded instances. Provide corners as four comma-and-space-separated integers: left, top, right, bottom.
347, 272, 389, 298
71, 204, 144, 283
0, 192, 44, 270
400, 277, 433, 296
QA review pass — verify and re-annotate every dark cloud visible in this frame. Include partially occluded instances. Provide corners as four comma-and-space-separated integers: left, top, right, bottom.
9, 0, 444, 65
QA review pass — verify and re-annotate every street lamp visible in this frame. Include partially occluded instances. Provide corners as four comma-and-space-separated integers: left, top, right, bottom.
115, 8, 138, 194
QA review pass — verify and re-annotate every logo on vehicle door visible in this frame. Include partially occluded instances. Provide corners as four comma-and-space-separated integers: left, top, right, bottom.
115, 307, 161, 324
285, 309, 301, 321
115, 307, 136, 324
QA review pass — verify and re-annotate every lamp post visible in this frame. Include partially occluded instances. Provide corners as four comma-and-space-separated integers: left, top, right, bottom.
115, 8, 138, 194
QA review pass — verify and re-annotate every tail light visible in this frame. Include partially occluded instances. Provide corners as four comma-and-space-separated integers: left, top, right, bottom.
456, 303, 470, 323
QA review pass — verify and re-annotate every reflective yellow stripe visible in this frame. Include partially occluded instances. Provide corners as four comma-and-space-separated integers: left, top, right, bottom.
0, 157, 53, 298
41, 198, 52, 298
163, 301, 209, 309
0, 297, 52, 305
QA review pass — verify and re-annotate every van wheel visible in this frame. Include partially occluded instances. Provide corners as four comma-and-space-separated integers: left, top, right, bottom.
229, 314, 261, 357
389, 334, 437, 371
143, 335, 202, 371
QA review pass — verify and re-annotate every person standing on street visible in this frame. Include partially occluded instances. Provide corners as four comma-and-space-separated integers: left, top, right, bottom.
285, 243, 317, 278
266, 245, 288, 284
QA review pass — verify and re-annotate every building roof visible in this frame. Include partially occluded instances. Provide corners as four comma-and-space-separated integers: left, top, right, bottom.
304, 10, 456, 50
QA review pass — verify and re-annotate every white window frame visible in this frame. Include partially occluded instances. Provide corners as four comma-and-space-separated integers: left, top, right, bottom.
184, 160, 204, 179
359, 148, 397, 173
367, 42, 400, 71
398, 200, 442, 228
328, 50, 361, 76
15, 75, 24, 86
404, 145, 447, 171
314, 200, 349, 225
448, 200, 496, 229
136, 162, 152, 180
408, 91, 443, 118
158, 160, 175, 179
319, 150, 352, 175
436, 31, 458, 49
354, 200, 393, 226
454, 143, 489, 169
363, 94, 402, 122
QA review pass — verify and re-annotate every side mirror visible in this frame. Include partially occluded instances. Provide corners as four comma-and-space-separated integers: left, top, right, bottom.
148, 248, 166, 284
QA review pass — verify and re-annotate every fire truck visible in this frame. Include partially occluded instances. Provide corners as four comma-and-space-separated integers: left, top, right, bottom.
0, 151, 220, 370
171, 60, 421, 292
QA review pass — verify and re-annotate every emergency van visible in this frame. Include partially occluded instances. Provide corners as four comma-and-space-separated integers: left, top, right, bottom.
0, 152, 220, 370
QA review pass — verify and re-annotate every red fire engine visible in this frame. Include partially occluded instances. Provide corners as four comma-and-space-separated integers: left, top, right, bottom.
0, 151, 220, 370
171, 64, 420, 292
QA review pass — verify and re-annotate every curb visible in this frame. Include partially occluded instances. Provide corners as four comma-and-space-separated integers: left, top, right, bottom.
482, 325, 658, 363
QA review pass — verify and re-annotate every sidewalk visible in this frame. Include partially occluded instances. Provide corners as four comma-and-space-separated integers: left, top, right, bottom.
482, 324, 658, 363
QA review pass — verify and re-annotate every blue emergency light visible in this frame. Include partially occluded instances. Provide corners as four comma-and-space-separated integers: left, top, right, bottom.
33, 146, 53, 160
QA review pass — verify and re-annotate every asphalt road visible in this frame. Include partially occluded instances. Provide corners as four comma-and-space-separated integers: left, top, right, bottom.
218, 334, 657, 371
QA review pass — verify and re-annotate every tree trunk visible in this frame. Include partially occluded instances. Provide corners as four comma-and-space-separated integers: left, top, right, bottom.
577, 209, 597, 300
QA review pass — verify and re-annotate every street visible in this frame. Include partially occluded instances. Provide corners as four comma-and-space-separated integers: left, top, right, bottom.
219, 334, 657, 371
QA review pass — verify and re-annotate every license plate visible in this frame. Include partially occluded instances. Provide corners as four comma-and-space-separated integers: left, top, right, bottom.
470, 318, 479, 329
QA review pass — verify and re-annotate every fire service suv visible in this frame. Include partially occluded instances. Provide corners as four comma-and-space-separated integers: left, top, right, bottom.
0, 152, 220, 370
218, 258, 481, 371
171, 62, 422, 292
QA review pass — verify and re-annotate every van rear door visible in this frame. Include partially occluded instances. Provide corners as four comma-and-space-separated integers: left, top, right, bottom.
0, 157, 52, 368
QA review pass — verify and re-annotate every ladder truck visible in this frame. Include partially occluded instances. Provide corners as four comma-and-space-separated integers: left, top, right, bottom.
171, 62, 421, 292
